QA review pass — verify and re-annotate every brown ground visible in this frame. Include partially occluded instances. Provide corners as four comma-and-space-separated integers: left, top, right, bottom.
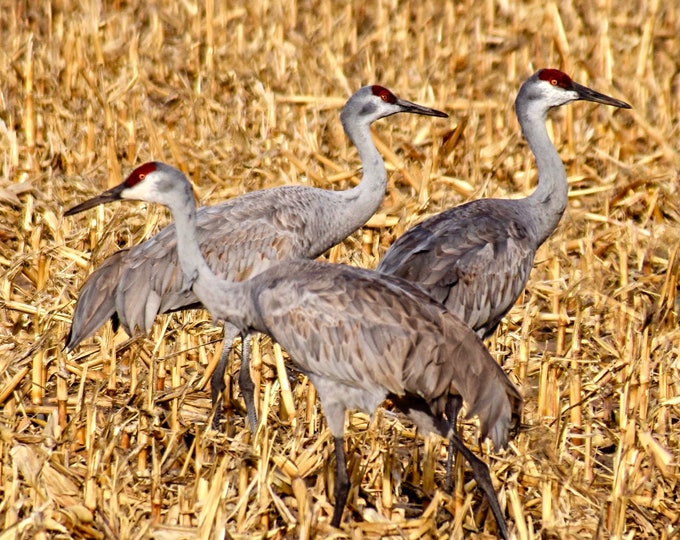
1, 0, 679, 538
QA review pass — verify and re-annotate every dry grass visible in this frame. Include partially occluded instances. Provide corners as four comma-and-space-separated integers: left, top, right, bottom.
1, 0, 679, 538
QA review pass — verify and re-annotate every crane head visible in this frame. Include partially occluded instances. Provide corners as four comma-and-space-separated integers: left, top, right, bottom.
340, 85, 448, 129
520, 68, 631, 111
65, 162, 196, 216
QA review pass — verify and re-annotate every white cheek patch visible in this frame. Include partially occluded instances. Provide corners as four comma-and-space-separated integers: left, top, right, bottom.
123, 180, 156, 202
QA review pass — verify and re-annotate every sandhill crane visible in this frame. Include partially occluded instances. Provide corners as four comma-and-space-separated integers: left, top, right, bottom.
378, 69, 630, 339
65, 86, 447, 430
65, 161, 522, 537
376, 68, 630, 480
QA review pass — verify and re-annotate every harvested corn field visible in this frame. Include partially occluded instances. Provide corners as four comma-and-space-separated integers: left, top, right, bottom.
1, 0, 679, 538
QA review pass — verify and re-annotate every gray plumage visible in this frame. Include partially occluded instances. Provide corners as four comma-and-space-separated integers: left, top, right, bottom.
64, 85, 447, 429
66, 162, 522, 537
377, 70, 630, 504
377, 69, 631, 339
221, 260, 520, 445
378, 201, 535, 338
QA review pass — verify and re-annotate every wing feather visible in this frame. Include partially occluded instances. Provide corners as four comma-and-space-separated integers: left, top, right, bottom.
378, 199, 536, 338
68, 185, 341, 343
65, 249, 130, 350
248, 261, 521, 446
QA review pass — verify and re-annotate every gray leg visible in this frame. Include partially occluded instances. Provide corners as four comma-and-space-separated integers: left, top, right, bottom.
210, 324, 240, 429
238, 333, 258, 433
445, 396, 508, 539
313, 388, 350, 528
444, 395, 463, 491
447, 433, 508, 540
330, 435, 349, 528
391, 394, 508, 537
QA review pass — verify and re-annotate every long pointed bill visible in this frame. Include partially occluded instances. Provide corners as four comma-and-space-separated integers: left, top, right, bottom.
395, 97, 449, 118
64, 182, 127, 216
573, 82, 631, 109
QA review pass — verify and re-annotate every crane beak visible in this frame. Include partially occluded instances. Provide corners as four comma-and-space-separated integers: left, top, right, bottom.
396, 97, 449, 118
64, 182, 126, 216
573, 82, 631, 109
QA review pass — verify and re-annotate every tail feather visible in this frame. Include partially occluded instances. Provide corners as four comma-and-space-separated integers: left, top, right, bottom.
65, 250, 129, 351
440, 325, 522, 450
396, 300, 522, 450
464, 356, 523, 449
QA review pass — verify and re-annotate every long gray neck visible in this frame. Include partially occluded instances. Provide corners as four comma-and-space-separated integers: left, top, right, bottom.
328, 117, 388, 242
517, 102, 569, 247
167, 195, 246, 324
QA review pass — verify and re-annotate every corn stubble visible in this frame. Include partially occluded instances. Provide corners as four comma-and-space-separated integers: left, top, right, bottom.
0, 1, 678, 538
